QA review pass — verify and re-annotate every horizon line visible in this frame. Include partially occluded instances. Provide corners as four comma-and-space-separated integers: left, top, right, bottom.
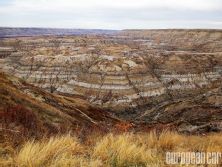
1, 26, 222, 31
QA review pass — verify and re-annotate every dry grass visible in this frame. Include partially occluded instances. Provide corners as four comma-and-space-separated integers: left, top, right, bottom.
1, 131, 222, 167
93, 133, 162, 166
16, 135, 86, 167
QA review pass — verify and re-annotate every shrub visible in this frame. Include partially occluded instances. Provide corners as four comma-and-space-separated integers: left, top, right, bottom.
2, 105, 37, 129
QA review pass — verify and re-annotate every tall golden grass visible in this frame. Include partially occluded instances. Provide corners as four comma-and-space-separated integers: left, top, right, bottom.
1, 131, 222, 167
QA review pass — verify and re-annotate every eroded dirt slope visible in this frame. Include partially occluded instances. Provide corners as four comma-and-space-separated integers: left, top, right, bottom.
0, 72, 119, 139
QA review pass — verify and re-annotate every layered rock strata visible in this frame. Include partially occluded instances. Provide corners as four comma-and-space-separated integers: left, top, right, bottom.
0, 30, 221, 120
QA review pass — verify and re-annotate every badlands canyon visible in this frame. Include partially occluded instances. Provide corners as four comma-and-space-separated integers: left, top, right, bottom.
0, 29, 222, 134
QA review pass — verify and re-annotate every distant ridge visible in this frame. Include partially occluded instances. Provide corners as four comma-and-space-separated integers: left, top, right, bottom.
0, 27, 119, 38
122, 29, 222, 32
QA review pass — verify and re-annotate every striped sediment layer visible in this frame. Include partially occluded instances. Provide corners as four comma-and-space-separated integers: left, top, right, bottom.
2, 53, 221, 111
0, 31, 222, 112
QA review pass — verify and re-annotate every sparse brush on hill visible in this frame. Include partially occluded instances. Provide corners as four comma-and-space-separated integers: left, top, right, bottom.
1, 131, 222, 167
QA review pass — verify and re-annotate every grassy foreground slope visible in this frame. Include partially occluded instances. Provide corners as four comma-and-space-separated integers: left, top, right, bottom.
1, 131, 222, 167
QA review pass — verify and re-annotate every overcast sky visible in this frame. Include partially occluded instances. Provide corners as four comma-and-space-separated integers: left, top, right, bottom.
0, 0, 221, 29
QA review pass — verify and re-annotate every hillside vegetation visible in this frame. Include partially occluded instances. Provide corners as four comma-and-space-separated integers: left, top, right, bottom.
0, 72, 119, 143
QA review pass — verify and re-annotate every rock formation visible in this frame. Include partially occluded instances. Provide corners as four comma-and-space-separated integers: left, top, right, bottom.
0, 29, 221, 133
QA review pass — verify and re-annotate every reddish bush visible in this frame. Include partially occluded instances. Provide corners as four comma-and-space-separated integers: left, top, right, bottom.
1, 105, 38, 135
114, 122, 134, 133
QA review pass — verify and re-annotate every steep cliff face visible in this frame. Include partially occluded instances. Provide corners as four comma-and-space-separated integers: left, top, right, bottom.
0, 30, 222, 132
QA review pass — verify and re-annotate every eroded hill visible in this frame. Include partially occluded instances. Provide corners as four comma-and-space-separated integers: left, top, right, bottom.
0, 72, 119, 141
0, 29, 222, 133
